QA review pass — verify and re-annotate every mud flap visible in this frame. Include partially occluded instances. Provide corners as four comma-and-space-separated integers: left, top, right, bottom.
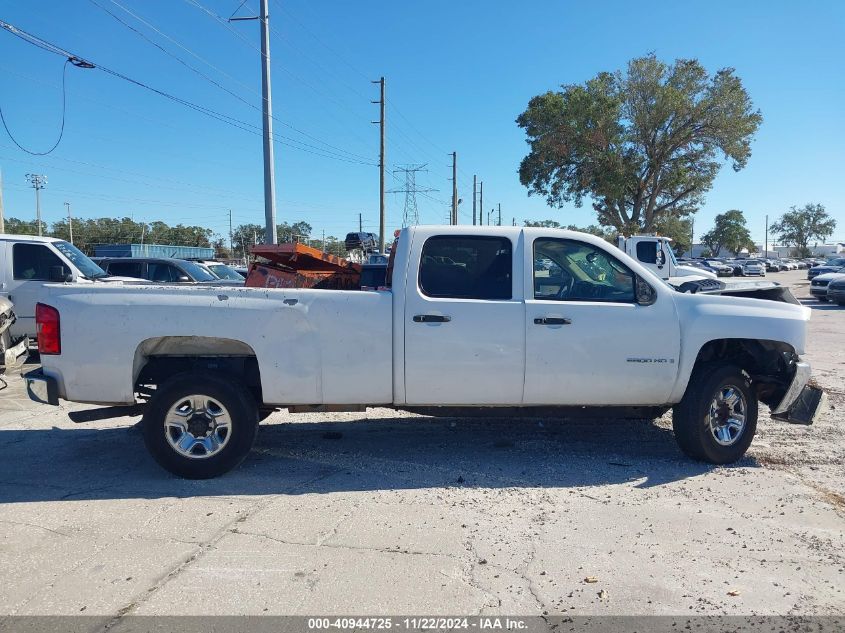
771, 385, 828, 425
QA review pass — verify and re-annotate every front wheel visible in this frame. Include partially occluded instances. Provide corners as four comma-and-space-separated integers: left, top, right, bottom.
142, 373, 259, 478
672, 364, 757, 464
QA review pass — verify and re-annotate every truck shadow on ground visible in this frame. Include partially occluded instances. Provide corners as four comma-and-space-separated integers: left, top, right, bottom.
0, 414, 758, 504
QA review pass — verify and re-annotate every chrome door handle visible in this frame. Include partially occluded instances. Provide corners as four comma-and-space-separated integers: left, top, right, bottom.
413, 314, 451, 323
534, 317, 571, 325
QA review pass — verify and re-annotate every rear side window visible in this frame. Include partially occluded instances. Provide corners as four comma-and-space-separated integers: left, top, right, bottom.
148, 263, 179, 282
419, 236, 512, 300
106, 261, 145, 278
13, 243, 64, 280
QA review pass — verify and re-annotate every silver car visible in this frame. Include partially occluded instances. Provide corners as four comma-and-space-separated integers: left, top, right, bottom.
741, 259, 766, 277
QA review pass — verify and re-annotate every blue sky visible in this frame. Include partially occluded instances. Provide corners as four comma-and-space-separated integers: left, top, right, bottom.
1, 0, 843, 245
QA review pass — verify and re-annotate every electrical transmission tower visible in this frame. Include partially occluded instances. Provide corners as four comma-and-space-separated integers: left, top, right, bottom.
389, 164, 436, 227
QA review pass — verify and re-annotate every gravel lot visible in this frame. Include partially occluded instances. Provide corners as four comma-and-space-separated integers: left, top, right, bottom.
0, 270, 842, 618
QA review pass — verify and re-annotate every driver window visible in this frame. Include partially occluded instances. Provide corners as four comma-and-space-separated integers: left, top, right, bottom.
533, 238, 635, 303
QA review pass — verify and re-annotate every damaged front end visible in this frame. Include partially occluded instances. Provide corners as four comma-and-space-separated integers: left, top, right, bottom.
750, 346, 827, 425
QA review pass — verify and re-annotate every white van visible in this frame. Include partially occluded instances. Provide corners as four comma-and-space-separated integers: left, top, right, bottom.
0, 234, 144, 339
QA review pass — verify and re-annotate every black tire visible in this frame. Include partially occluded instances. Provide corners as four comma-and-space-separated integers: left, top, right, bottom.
142, 372, 259, 478
817, 296, 829, 303
672, 363, 757, 464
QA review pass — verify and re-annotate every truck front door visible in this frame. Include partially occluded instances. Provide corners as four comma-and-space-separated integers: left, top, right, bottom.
525, 235, 680, 405
403, 233, 525, 405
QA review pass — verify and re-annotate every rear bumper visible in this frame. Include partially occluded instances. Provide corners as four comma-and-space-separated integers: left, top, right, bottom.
24, 368, 59, 406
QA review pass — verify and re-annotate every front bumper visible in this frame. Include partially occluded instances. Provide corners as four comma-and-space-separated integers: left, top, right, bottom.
828, 287, 845, 302
770, 361, 827, 425
25, 368, 59, 406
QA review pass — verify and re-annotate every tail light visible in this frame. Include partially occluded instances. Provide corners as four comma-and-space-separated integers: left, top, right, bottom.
36, 303, 61, 355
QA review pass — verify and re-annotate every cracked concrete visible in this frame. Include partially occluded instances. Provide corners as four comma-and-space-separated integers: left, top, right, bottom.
0, 271, 843, 617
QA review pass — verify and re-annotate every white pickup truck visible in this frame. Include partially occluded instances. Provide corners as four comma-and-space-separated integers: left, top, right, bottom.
25, 226, 822, 478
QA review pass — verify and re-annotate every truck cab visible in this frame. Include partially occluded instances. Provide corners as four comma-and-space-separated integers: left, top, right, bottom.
0, 234, 138, 339
617, 235, 716, 283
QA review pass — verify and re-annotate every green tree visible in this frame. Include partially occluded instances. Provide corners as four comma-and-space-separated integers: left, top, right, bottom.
516, 55, 762, 233
5, 218, 44, 236
654, 215, 693, 256
700, 210, 753, 257
770, 203, 836, 258
277, 221, 312, 243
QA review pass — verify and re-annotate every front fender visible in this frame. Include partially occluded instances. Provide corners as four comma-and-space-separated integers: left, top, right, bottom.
669, 293, 810, 403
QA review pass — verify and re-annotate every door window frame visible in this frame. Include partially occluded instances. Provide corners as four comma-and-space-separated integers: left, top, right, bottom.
527, 236, 638, 304
417, 234, 516, 301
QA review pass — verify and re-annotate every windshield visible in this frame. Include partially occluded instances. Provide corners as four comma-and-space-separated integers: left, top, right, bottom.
53, 241, 108, 279
178, 260, 217, 281
664, 242, 679, 266
206, 262, 244, 280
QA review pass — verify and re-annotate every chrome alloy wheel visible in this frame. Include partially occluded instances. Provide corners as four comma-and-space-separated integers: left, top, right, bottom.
708, 385, 747, 446
164, 395, 232, 459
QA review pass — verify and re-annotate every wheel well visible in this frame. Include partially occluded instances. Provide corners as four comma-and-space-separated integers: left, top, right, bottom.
692, 338, 798, 406
133, 337, 262, 404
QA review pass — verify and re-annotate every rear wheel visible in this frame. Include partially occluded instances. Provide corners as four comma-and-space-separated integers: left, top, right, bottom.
142, 373, 259, 478
672, 364, 757, 464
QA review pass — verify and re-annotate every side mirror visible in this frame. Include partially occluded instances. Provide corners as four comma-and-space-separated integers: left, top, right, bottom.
177, 275, 191, 282
655, 244, 665, 267
49, 266, 71, 282
635, 275, 657, 306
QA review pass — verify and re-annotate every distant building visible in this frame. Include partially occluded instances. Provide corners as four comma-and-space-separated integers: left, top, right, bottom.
93, 243, 215, 259
683, 243, 751, 258
769, 243, 845, 258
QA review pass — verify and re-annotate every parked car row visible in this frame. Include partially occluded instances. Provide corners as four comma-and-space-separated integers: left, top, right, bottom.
677, 256, 835, 278
92, 257, 245, 286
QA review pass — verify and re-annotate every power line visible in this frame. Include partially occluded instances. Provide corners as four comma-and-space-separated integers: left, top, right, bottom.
0, 18, 377, 166
91, 0, 376, 163
0, 57, 80, 156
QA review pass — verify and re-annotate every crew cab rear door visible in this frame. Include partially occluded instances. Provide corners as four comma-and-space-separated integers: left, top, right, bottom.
403, 232, 525, 405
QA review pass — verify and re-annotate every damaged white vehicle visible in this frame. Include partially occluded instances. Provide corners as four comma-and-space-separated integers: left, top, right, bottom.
25, 226, 825, 478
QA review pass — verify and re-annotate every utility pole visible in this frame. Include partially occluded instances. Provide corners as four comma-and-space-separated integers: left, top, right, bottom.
64, 202, 73, 244
498, 203, 501, 227
479, 181, 483, 226
512, 217, 516, 226
450, 152, 458, 225
472, 175, 477, 226
359, 212, 363, 232
231, 0, 277, 244
690, 217, 695, 257
488, 209, 495, 226
0, 167, 5, 234
765, 214, 768, 257
228, 209, 233, 254
372, 77, 386, 253
25, 173, 46, 236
